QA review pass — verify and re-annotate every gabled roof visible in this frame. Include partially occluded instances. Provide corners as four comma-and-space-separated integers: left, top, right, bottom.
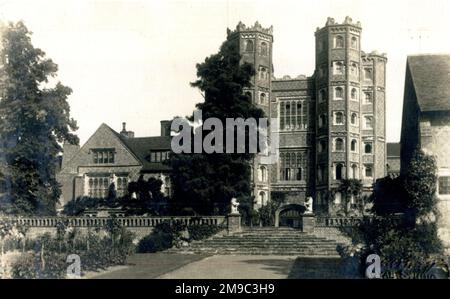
387, 142, 400, 157
407, 54, 450, 112
120, 136, 171, 172
101, 124, 171, 172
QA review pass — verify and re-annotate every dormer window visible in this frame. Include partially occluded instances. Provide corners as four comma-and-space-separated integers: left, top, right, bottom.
93, 149, 115, 164
150, 151, 170, 163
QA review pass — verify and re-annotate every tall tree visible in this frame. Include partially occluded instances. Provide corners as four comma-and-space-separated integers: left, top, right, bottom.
168, 33, 265, 215
0, 22, 78, 215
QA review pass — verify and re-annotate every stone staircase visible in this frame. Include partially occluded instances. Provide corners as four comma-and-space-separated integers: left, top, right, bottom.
167, 227, 345, 257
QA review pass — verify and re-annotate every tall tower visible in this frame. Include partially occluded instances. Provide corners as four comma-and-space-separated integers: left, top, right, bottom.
314, 17, 386, 215
228, 21, 273, 208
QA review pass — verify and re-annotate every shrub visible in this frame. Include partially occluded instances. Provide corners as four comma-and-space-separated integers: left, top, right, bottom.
137, 221, 186, 253
188, 224, 222, 241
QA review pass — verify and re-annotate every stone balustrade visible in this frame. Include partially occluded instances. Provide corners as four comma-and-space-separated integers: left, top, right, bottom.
316, 216, 365, 227
0, 216, 227, 228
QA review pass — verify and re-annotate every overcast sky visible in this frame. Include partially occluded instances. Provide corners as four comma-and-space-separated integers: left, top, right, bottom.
1, 0, 450, 144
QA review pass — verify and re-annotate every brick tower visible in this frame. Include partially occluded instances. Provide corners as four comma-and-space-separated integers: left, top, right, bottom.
314, 17, 387, 215
227, 21, 274, 209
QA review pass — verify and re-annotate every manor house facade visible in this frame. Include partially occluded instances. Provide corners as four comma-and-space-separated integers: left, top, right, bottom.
239, 17, 388, 216
57, 17, 390, 218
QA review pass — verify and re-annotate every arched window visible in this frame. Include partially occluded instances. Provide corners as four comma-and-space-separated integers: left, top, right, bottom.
335, 138, 344, 151
260, 42, 268, 56
259, 166, 267, 182
364, 142, 373, 154
350, 63, 358, 76
319, 89, 327, 102
334, 192, 342, 204
319, 114, 327, 127
335, 87, 344, 99
364, 92, 372, 103
259, 191, 266, 206
259, 67, 267, 80
351, 88, 358, 100
334, 61, 344, 75
364, 116, 374, 129
335, 35, 344, 48
351, 113, 357, 125
245, 40, 254, 52
317, 165, 324, 182
318, 140, 327, 153
351, 139, 357, 152
297, 168, 302, 180
335, 164, 344, 180
260, 93, 266, 104
351, 36, 358, 49
335, 112, 344, 125
245, 91, 252, 102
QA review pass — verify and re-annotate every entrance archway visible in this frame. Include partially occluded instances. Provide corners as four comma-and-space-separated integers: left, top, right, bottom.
274, 204, 306, 228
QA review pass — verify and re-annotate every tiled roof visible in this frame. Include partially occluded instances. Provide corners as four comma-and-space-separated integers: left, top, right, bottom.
121, 136, 171, 172
107, 124, 171, 172
387, 142, 400, 157
407, 54, 450, 112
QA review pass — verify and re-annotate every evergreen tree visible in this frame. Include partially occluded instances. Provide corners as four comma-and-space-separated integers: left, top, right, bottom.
0, 22, 78, 215
168, 33, 265, 215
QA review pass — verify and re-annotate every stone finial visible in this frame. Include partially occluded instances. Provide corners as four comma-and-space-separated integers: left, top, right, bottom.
344, 16, 353, 24
326, 17, 335, 26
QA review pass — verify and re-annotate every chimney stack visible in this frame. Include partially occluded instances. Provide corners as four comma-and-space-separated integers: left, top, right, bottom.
160, 120, 172, 137
120, 122, 135, 138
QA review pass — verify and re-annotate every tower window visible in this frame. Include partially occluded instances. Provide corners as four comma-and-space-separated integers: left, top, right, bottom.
318, 140, 327, 153
351, 139, 357, 152
260, 92, 266, 104
319, 114, 327, 128
258, 166, 267, 182
364, 92, 373, 104
334, 35, 344, 48
364, 116, 374, 129
259, 66, 268, 80
364, 142, 373, 154
351, 164, 358, 179
245, 91, 252, 102
351, 88, 358, 100
364, 68, 372, 80
351, 113, 357, 125
258, 191, 266, 206
350, 62, 359, 76
334, 61, 344, 75
319, 89, 327, 102
335, 87, 344, 100
351, 36, 358, 49
365, 165, 373, 178
245, 40, 254, 52
335, 164, 344, 180
335, 138, 344, 151
317, 165, 325, 182
260, 42, 268, 56
334, 112, 344, 125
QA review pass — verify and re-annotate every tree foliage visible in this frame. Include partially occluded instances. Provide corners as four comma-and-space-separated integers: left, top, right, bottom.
0, 22, 78, 215
168, 33, 265, 215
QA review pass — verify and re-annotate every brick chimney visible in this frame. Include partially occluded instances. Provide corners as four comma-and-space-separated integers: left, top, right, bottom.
120, 122, 135, 138
160, 120, 172, 137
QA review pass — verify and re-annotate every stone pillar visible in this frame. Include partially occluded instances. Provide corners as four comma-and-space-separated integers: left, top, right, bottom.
227, 213, 241, 234
302, 214, 316, 233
